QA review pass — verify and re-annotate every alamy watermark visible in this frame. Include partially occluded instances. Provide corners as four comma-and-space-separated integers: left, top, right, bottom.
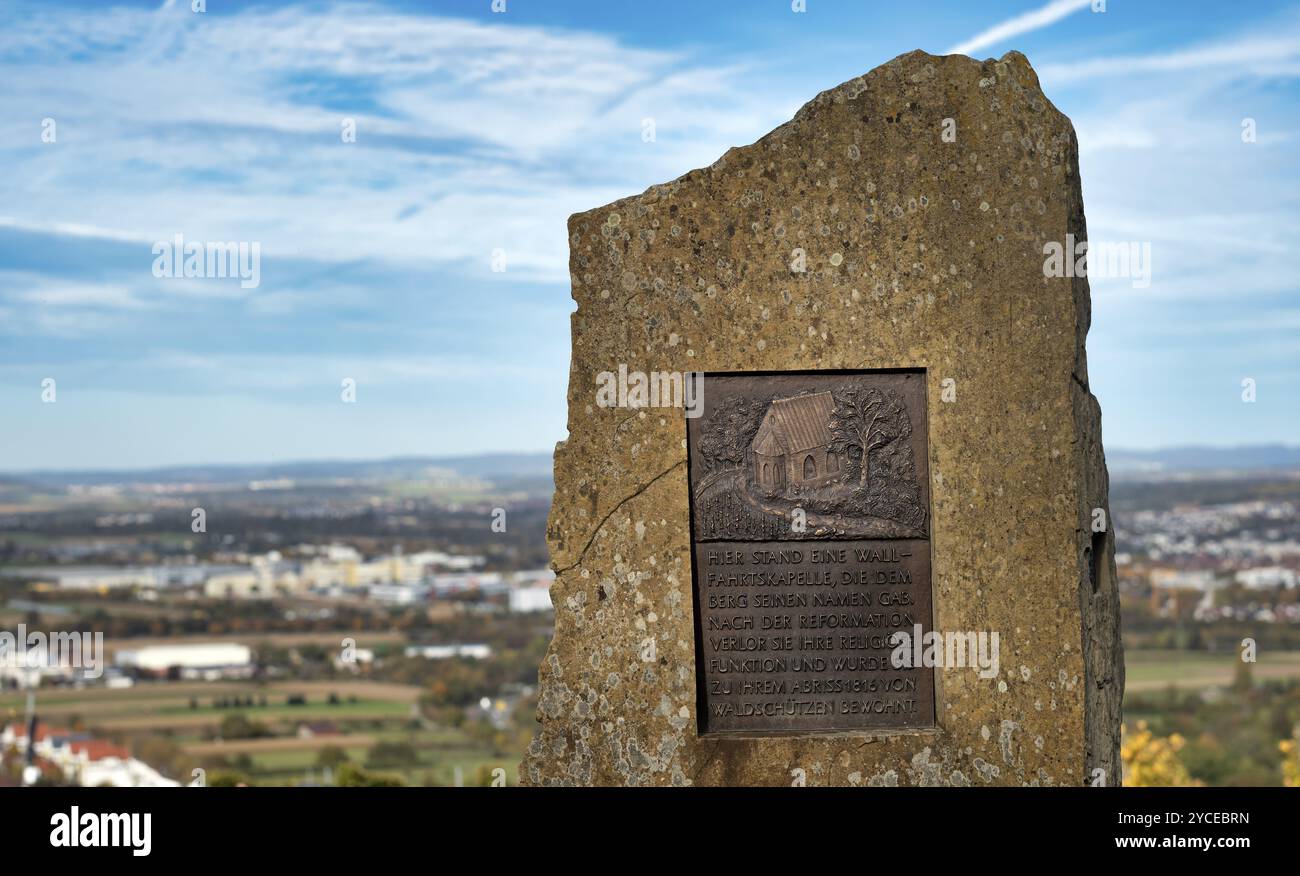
1043, 233, 1151, 289
50, 807, 150, 857
889, 624, 1000, 679
0, 625, 105, 680
595, 365, 703, 417
152, 233, 261, 289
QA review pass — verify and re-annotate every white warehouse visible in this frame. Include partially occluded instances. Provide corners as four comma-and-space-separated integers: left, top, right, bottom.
115, 643, 253, 680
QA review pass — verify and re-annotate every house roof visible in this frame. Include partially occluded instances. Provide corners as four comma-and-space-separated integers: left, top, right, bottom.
69, 740, 130, 761
299, 720, 340, 735
752, 392, 836, 455
6, 723, 75, 742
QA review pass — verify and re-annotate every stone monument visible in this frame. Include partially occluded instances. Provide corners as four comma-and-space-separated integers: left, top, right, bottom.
524, 49, 1123, 786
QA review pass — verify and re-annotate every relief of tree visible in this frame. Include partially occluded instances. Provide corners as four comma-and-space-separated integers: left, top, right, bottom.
696, 395, 769, 473
826, 384, 911, 488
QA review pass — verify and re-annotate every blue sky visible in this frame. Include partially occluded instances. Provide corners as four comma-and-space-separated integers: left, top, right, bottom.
1, 0, 1297, 471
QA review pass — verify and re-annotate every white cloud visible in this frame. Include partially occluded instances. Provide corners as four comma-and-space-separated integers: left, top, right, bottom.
0, 216, 156, 244
946, 0, 1091, 56
0, 2, 794, 284
1039, 33, 1300, 84
142, 350, 542, 391
17, 282, 143, 310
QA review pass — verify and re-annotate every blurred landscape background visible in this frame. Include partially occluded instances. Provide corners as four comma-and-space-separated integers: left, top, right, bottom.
2, 446, 1300, 787
2, 0, 1297, 788
0, 454, 554, 788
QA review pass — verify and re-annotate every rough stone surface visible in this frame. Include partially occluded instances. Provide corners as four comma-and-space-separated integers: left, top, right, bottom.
523, 49, 1123, 787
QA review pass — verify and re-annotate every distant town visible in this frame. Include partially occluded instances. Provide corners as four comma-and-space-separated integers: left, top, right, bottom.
1112, 478, 1300, 642
2, 451, 1299, 786
5, 544, 554, 612
0, 455, 554, 787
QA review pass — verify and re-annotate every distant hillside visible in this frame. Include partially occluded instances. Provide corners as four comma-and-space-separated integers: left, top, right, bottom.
5, 445, 1298, 489
2, 453, 555, 488
1109, 445, 1300, 479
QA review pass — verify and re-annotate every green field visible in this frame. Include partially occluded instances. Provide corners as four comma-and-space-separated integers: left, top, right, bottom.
239, 738, 510, 786
153, 699, 409, 718
1124, 648, 1300, 692
1, 678, 518, 787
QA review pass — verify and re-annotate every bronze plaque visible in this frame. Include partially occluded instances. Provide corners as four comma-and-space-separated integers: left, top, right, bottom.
687, 370, 935, 735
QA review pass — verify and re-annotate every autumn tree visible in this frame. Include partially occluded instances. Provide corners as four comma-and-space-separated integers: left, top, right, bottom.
1122, 721, 1201, 787
697, 396, 768, 472
335, 763, 404, 787
1281, 737, 1300, 788
315, 745, 350, 769
827, 386, 910, 488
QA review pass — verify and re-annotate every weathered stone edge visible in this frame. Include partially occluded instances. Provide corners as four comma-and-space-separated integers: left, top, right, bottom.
1066, 145, 1125, 783
565, 49, 1073, 226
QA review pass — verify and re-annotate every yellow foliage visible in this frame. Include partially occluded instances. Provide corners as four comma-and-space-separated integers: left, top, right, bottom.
1121, 720, 1201, 787
1280, 739, 1300, 788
